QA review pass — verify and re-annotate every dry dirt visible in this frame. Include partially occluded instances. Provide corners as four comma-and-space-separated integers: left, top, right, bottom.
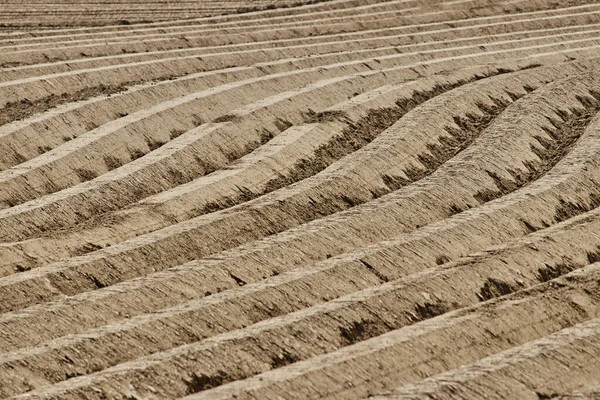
1, 0, 600, 399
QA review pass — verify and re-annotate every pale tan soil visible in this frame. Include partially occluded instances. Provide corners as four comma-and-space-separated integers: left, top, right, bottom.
1, 1, 600, 399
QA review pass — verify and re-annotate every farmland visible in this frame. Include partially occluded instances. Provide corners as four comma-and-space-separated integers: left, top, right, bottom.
1, 0, 600, 398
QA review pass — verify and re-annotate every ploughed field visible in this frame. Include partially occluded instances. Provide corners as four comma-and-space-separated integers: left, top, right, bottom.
1, 0, 600, 398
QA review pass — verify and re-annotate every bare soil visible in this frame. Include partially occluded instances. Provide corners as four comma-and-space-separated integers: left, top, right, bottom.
1, 1, 600, 399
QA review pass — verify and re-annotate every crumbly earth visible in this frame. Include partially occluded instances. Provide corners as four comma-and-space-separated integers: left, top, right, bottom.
1, 1, 600, 399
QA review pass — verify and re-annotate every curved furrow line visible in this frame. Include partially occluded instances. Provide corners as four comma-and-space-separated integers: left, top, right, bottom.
1, 10, 423, 66
0, 69, 380, 242
554, 384, 600, 399
4, 48, 596, 276
2, 16, 598, 171
5, 21, 531, 153
1, 1, 595, 68
17, 263, 600, 400
0, 5, 422, 55
0, 0, 349, 28
3, 10, 556, 155
4, 120, 600, 360
4, 159, 600, 396
136, 76, 464, 216
0, 50, 423, 208
0, 21, 439, 167
0, 8, 597, 81
0, 62, 590, 313
181, 264, 600, 400
0, 66, 267, 171
0, 68, 501, 342
0, 58, 544, 268
2, 1, 600, 399
0, 1, 416, 45
0, 62, 518, 245
0, 0, 405, 43
1, 0, 592, 53
0, 35, 591, 212
3, 66, 600, 361
379, 319, 600, 400
1, 1, 596, 107
0, 0, 382, 31
0, 32, 592, 174
0, 0, 527, 51
5, 6, 598, 82
5, 85, 600, 355
0, 1, 588, 52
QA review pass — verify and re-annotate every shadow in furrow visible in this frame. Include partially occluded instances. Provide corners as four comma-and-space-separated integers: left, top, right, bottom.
474, 90, 600, 205
198, 69, 516, 216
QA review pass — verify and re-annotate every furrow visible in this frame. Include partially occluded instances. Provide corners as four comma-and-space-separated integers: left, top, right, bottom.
2, 3, 598, 73
0, 62, 596, 316
2, 9, 599, 110
3, 24, 596, 175
19, 264, 600, 399
0, 70, 373, 242
3, 180, 600, 396
2, 9, 568, 169
0, 62, 510, 246
0, 0, 398, 30
555, 384, 600, 400
0, 1, 412, 41
4, 44, 596, 272
0, 0, 590, 51
378, 318, 600, 400
180, 265, 600, 400
3, 3, 600, 398
4, 98, 600, 353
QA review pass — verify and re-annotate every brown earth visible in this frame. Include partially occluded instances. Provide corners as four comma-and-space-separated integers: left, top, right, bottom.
1, 0, 600, 399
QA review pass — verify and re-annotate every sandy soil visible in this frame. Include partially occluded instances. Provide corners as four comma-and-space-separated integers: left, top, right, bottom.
1, 0, 600, 399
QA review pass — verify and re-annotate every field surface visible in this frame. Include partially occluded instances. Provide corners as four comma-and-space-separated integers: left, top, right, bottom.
1, 0, 600, 399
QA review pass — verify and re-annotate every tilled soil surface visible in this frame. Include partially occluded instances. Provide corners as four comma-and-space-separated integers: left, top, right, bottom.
1, 0, 600, 399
